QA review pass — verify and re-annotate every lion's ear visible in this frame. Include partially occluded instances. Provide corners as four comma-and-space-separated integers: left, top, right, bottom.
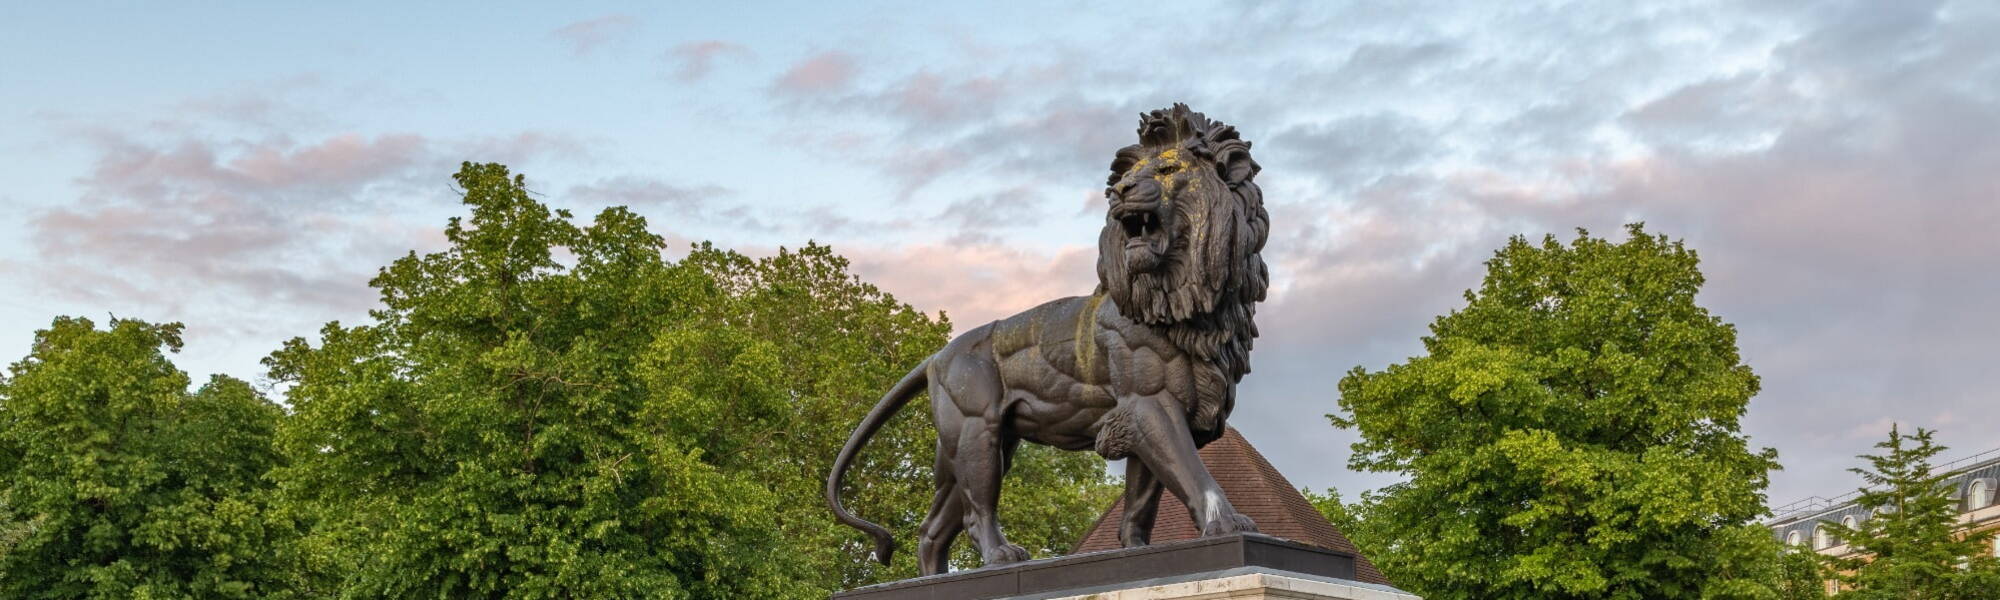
1217, 143, 1260, 186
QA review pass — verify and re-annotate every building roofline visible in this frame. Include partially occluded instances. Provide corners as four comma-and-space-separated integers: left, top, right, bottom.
1766, 444, 2000, 527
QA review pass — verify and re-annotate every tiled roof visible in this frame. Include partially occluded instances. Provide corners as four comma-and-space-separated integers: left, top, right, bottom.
1070, 427, 1390, 585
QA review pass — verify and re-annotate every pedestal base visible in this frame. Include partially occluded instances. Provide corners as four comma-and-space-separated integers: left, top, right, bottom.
830, 533, 1416, 600
1043, 571, 1417, 599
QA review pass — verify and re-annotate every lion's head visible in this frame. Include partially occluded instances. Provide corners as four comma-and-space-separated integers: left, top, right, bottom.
1097, 104, 1269, 378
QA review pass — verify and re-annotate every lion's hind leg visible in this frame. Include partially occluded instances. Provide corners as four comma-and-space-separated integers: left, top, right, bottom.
1117, 459, 1165, 547
915, 451, 964, 575
953, 417, 1028, 566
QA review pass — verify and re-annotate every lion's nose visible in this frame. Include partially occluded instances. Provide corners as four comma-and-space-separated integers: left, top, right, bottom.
1114, 178, 1161, 203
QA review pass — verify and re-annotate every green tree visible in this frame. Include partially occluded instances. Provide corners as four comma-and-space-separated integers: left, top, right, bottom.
1822, 426, 2000, 599
0, 317, 295, 599
267, 163, 809, 599
1330, 225, 1780, 599
665, 245, 1114, 587
1773, 542, 1829, 600
267, 162, 1114, 598
1303, 487, 1361, 541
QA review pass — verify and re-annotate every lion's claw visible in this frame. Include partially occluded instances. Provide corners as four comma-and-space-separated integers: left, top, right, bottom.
1202, 513, 1259, 536
1231, 513, 1259, 533
983, 543, 1030, 565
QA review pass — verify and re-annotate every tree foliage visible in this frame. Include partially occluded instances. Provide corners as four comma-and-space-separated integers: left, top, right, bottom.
1330, 225, 1781, 599
264, 162, 1113, 598
1822, 426, 2000, 599
668, 245, 1114, 587
267, 163, 804, 599
1773, 542, 1830, 600
0, 317, 295, 599
1303, 487, 1360, 541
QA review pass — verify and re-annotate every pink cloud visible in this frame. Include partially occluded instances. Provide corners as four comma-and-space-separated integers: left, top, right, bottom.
76, 133, 435, 202
566, 176, 761, 231
550, 14, 639, 57
885, 70, 1005, 123
667, 40, 750, 82
773, 51, 858, 95
770, 61, 1134, 196
228, 133, 429, 190
24, 127, 585, 325
456, 131, 592, 165
839, 242, 1098, 332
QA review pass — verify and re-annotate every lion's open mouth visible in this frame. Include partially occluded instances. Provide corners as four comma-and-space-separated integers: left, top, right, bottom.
1118, 209, 1162, 239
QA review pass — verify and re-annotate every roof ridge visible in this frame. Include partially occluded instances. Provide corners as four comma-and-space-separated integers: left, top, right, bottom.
1067, 427, 1390, 585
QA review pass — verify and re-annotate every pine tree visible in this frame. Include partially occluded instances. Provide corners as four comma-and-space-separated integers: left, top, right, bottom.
1823, 426, 2000, 599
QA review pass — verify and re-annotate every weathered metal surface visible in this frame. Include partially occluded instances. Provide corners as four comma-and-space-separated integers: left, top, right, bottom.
827, 105, 1272, 575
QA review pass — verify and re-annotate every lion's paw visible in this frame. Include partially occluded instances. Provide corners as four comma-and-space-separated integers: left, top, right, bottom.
983, 543, 1030, 566
1230, 513, 1259, 533
1202, 513, 1259, 536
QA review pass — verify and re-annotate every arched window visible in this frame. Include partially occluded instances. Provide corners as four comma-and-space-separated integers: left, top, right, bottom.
1840, 515, 1858, 543
1787, 530, 1803, 546
1815, 525, 1832, 550
1970, 479, 1992, 510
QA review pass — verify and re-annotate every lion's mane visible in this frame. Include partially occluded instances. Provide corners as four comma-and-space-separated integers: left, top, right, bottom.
1095, 104, 1270, 437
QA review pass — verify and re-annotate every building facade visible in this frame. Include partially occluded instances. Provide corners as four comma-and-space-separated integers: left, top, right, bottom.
1767, 450, 2000, 575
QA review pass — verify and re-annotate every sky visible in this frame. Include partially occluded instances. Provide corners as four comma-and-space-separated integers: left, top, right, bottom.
2, 1, 1996, 512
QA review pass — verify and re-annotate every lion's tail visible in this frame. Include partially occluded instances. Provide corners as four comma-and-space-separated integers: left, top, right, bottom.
827, 356, 931, 566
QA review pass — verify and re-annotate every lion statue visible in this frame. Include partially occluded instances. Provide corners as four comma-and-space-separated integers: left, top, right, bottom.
827, 104, 1270, 575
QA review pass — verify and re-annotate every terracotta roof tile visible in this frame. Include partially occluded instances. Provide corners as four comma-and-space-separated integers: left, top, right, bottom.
1069, 427, 1390, 585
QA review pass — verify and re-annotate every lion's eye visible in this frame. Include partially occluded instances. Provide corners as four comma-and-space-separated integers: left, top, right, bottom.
1156, 164, 1179, 175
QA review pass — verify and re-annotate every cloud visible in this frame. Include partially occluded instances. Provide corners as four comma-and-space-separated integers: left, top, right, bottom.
772, 51, 858, 96
938, 186, 1044, 233
1226, 0, 2000, 504
565, 176, 761, 230
567, 175, 731, 211
666, 41, 749, 82
840, 241, 1098, 330
550, 14, 639, 57
10, 0, 1999, 511
1266, 113, 1440, 190
737, 0, 2000, 504
15, 124, 589, 350
458, 131, 592, 166
705, 184, 1068, 246
27, 133, 430, 315
166, 74, 331, 131
774, 65, 1142, 197
878, 70, 1007, 125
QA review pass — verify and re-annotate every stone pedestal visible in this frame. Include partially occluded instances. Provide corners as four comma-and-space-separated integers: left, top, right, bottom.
831, 534, 1417, 600
1045, 571, 1417, 599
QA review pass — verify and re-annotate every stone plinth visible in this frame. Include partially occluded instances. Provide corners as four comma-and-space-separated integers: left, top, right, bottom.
1071, 428, 1390, 585
831, 533, 1417, 600
1046, 571, 1417, 599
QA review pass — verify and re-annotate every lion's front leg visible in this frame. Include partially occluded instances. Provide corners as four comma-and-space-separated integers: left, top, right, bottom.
1125, 394, 1257, 537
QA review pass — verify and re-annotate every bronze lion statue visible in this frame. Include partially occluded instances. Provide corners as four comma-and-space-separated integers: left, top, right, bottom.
827, 104, 1270, 575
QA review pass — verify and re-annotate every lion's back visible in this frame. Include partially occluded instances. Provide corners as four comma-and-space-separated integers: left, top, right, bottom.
984, 293, 1120, 391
